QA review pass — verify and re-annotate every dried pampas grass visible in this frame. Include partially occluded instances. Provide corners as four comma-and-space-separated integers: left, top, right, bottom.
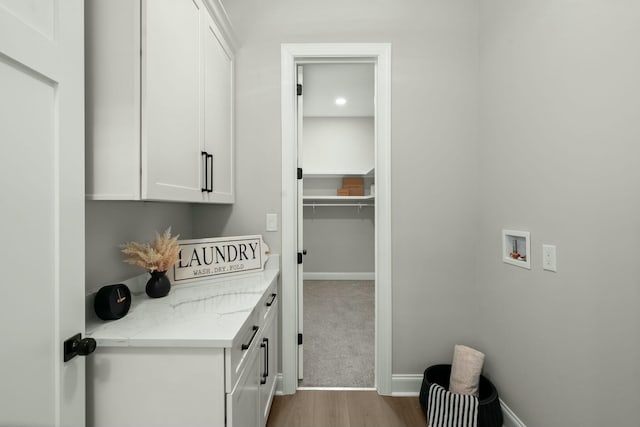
121, 228, 180, 272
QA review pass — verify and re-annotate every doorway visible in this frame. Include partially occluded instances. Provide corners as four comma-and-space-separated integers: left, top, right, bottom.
281, 43, 392, 395
298, 62, 376, 388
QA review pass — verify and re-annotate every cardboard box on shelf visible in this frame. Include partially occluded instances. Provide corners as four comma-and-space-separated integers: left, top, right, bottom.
347, 186, 364, 196
337, 188, 350, 196
343, 177, 364, 187
342, 177, 364, 196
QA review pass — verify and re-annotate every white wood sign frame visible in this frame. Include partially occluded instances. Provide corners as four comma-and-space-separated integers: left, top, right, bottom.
171, 235, 269, 283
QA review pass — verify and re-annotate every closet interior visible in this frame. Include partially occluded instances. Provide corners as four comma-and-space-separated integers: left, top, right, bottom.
300, 63, 376, 388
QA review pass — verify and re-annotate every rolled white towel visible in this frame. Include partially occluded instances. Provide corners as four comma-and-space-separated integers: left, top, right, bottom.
449, 344, 485, 396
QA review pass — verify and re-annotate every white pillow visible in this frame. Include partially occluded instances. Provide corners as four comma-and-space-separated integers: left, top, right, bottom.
449, 344, 485, 396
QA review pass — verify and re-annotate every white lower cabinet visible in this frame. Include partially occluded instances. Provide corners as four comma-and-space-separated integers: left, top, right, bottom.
87, 280, 278, 427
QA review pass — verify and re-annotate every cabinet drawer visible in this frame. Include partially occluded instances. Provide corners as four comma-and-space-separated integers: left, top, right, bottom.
225, 310, 259, 392
257, 277, 278, 325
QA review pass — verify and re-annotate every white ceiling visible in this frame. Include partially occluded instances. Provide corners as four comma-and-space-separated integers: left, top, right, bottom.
302, 63, 374, 117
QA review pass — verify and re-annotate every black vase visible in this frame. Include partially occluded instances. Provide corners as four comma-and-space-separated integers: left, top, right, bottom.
146, 270, 171, 298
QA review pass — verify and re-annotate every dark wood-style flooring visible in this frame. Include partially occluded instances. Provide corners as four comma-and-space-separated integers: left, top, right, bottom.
266, 390, 428, 427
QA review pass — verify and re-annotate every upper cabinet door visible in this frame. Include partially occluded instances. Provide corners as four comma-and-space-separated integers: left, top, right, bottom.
85, 0, 143, 200
142, 0, 204, 201
203, 12, 234, 203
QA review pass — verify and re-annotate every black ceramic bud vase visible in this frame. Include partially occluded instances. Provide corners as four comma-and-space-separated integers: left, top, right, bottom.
146, 270, 171, 298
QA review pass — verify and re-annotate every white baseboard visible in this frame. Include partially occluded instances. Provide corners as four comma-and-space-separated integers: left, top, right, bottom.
276, 373, 419, 396
275, 373, 285, 395
500, 399, 527, 427
304, 272, 375, 281
391, 374, 422, 396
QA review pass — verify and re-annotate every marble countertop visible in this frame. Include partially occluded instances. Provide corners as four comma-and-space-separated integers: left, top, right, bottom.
86, 255, 279, 348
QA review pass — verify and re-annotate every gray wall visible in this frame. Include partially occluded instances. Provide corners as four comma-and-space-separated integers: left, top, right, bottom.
478, 1, 640, 425
85, 201, 193, 292
303, 117, 375, 174
303, 207, 374, 274
194, 0, 481, 375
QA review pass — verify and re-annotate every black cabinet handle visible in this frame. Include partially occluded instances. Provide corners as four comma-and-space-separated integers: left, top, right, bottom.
241, 325, 259, 351
260, 338, 269, 385
201, 151, 208, 192
266, 293, 277, 307
207, 153, 213, 193
264, 337, 269, 378
260, 337, 269, 385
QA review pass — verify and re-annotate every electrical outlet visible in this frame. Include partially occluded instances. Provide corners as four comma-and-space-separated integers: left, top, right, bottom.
542, 244, 557, 272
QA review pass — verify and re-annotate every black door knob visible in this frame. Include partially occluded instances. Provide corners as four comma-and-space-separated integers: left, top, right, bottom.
302, 249, 307, 255
64, 333, 97, 362
74, 337, 97, 356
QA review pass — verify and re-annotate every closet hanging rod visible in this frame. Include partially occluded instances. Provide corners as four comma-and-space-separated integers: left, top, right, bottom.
303, 203, 374, 208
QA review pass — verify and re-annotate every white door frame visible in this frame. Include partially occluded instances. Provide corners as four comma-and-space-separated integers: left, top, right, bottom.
280, 43, 392, 395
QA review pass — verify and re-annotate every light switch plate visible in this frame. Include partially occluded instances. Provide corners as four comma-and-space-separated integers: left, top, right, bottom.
542, 244, 557, 272
266, 213, 278, 232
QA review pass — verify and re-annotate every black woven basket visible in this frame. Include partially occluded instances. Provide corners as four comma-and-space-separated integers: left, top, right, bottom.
418, 364, 503, 427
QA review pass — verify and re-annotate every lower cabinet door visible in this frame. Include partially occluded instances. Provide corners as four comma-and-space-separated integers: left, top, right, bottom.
227, 348, 260, 427
259, 302, 278, 427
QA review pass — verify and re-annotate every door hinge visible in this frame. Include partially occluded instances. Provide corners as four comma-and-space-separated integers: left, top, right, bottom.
297, 84, 302, 96
297, 168, 303, 179
297, 252, 303, 264
298, 333, 303, 345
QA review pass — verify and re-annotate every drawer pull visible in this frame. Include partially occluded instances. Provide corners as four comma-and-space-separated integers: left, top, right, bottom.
263, 337, 269, 379
260, 341, 267, 385
241, 325, 259, 351
266, 293, 277, 307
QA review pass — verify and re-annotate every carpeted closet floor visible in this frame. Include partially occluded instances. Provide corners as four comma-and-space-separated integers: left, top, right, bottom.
300, 280, 375, 388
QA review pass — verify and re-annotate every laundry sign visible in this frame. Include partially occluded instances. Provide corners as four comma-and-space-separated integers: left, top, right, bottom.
171, 235, 269, 283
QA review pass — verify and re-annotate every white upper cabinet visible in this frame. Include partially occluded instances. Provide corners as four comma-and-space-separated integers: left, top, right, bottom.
203, 11, 234, 203
85, 0, 235, 203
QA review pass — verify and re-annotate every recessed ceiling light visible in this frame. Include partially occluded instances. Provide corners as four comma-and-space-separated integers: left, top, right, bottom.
335, 97, 347, 106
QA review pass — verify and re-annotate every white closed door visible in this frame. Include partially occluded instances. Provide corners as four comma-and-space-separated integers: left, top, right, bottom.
0, 1, 86, 426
